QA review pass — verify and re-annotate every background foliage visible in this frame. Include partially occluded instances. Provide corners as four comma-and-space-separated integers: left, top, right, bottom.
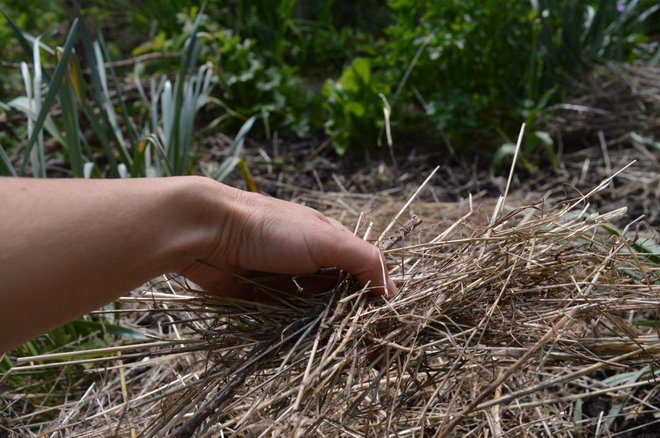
1, 0, 657, 168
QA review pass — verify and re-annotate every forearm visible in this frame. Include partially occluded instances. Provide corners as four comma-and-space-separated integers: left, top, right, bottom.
0, 176, 211, 352
0, 174, 394, 352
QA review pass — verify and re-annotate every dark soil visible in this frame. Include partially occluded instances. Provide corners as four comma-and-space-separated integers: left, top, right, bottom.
199, 133, 660, 227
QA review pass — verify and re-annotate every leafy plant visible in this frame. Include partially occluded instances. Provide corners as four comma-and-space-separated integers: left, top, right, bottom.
0, 1, 64, 100
380, 0, 658, 160
209, 28, 310, 137
0, 4, 253, 179
322, 58, 390, 155
0, 317, 144, 393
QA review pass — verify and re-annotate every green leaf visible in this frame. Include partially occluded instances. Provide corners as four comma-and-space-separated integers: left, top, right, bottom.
573, 398, 583, 426
535, 130, 557, 167
351, 57, 371, 85
21, 18, 80, 174
238, 158, 258, 192
600, 367, 650, 430
211, 115, 256, 182
0, 8, 40, 76
631, 235, 660, 264
0, 142, 17, 176
630, 132, 660, 151
75, 18, 132, 177
344, 101, 365, 117
492, 142, 516, 169
338, 68, 357, 93
69, 319, 145, 340
58, 50, 85, 177
97, 33, 138, 147
7, 98, 65, 151
601, 366, 649, 387
169, 1, 207, 174
338, 58, 372, 93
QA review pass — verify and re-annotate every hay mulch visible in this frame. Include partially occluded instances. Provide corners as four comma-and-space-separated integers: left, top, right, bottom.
542, 62, 659, 147
2, 140, 659, 437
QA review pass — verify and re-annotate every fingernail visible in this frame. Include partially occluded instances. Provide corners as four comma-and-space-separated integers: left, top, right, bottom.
386, 277, 398, 297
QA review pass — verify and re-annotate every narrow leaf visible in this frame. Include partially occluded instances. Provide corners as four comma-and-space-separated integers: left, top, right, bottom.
21, 18, 80, 174
238, 159, 258, 192
0, 143, 17, 176
0, 8, 38, 73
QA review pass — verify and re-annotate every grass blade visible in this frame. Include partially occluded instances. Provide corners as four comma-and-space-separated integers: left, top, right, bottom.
97, 32, 139, 147
0, 143, 17, 176
211, 115, 256, 182
169, 1, 207, 174
20, 18, 79, 174
58, 49, 84, 177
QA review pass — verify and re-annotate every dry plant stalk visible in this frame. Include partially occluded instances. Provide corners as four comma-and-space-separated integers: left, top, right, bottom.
3, 165, 659, 438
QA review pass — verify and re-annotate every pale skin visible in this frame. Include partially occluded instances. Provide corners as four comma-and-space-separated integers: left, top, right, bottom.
0, 176, 396, 353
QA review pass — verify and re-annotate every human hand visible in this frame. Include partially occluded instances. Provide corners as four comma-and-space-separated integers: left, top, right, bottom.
180, 178, 396, 297
0, 176, 394, 352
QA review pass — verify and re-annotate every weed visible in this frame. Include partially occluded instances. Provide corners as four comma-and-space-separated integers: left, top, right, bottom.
322, 58, 390, 155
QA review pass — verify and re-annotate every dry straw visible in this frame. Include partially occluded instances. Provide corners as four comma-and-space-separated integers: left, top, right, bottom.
3, 139, 659, 437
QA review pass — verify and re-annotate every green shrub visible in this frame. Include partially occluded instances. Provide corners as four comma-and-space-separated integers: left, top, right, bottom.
209, 28, 311, 137
379, 0, 658, 160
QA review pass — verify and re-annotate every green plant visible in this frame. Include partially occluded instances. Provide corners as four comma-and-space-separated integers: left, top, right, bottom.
227, 0, 297, 66
0, 4, 254, 179
0, 1, 64, 100
130, 7, 311, 139
0, 317, 144, 400
322, 58, 390, 155
0, 12, 135, 178
573, 366, 660, 433
379, 0, 658, 160
208, 28, 310, 138
493, 88, 557, 170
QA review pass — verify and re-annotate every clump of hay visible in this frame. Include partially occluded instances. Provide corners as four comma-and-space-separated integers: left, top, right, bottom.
4, 157, 658, 438
542, 62, 660, 145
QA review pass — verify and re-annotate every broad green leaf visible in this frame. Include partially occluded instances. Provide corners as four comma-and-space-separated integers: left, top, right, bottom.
338, 68, 358, 93
352, 58, 371, 85
344, 101, 365, 117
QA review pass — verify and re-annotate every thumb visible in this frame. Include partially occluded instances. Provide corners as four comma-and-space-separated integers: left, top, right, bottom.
313, 229, 397, 297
